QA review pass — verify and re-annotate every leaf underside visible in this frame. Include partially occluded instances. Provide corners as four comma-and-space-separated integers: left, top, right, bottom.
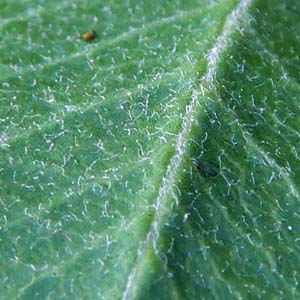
1, 0, 300, 299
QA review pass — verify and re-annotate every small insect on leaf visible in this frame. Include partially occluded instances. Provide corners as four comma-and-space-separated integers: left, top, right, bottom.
82, 30, 97, 42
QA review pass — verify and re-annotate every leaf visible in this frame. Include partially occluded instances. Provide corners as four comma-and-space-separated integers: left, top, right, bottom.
1, 0, 299, 299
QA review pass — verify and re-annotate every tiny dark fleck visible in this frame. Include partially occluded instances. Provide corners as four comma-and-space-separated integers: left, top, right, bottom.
195, 159, 219, 178
82, 30, 97, 42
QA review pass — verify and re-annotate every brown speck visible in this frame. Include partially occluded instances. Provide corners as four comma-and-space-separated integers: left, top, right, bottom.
82, 30, 97, 42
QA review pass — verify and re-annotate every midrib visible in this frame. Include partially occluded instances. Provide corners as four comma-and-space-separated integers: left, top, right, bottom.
122, 0, 254, 299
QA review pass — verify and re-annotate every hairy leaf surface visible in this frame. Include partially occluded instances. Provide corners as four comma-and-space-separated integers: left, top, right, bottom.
1, 0, 300, 299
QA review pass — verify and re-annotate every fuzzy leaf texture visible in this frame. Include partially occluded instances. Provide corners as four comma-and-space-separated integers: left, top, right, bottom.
1, 0, 300, 299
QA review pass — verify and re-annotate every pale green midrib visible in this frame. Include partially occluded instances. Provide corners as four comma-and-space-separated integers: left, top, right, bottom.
3, 6, 208, 75
121, 0, 254, 299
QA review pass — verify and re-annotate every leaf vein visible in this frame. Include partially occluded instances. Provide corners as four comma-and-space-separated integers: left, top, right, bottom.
122, 0, 254, 299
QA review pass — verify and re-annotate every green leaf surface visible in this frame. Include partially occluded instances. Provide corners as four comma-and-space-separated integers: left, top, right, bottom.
1, 0, 300, 299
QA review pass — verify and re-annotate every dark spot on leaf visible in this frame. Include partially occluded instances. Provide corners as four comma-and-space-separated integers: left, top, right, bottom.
82, 30, 97, 42
195, 159, 219, 178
